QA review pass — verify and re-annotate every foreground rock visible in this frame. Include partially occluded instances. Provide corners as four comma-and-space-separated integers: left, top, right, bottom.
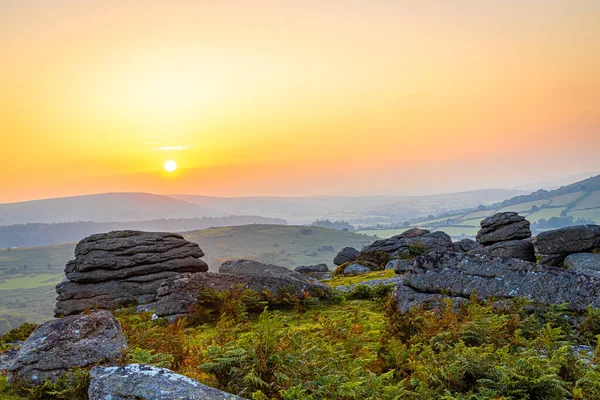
88, 364, 242, 400
294, 263, 331, 280
155, 272, 331, 321
393, 283, 466, 314
453, 238, 480, 253
386, 259, 414, 274
534, 225, 600, 266
564, 253, 600, 278
333, 247, 360, 265
360, 229, 454, 261
469, 239, 536, 263
0, 341, 23, 372
55, 231, 208, 316
402, 252, 600, 312
8, 311, 127, 386
343, 263, 371, 275
476, 212, 531, 245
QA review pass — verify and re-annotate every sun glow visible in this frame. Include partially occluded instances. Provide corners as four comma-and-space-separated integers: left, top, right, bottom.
164, 160, 177, 173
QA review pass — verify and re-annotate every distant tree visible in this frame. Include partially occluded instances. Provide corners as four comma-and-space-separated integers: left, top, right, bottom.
530, 205, 539, 213
403, 221, 410, 228
560, 209, 568, 217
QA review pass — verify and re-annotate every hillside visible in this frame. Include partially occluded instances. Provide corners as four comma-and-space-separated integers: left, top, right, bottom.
0, 225, 375, 329
362, 174, 600, 239
0, 193, 214, 225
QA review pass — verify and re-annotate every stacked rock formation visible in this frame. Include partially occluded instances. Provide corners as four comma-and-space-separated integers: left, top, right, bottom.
470, 212, 535, 262
55, 231, 208, 316
360, 228, 455, 260
534, 225, 600, 266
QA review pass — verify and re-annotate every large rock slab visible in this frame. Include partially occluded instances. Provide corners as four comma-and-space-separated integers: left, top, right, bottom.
403, 252, 600, 311
476, 212, 531, 245
564, 253, 600, 278
8, 311, 127, 386
55, 271, 182, 316
360, 230, 454, 260
88, 364, 242, 400
333, 247, 360, 265
219, 259, 293, 277
453, 238, 481, 253
65, 231, 207, 283
534, 225, 600, 266
468, 239, 536, 262
393, 283, 466, 314
155, 272, 331, 320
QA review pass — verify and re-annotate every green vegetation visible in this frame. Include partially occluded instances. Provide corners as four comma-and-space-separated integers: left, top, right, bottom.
0, 225, 376, 329
497, 199, 551, 213
573, 190, 600, 211
6, 282, 600, 399
326, 269, 396, 288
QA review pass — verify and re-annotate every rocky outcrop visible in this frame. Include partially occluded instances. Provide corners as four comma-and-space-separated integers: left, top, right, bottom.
295, 264, 331, 280
88, 364, 242, 400
401, 252, 600, 312
534, 225, 600, 266
155, 272, 331, 321
343, 263, 371, 275
476, 212, 531, 245
360, 229, 454, 260
55, 231, 208, 316
469, 239, 536, 263
8, 311, 127, 386
564, 253, 600, 278
333, 247, 360, 265
0, 342, 23, 372
386, 259, 413, 274
393, 283, 466, 314
219, 259, 292, 277
471, 213, 534, 262
453, 238, 480, 253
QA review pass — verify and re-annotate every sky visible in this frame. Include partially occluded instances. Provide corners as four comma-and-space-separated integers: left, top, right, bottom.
0, 0, 599, 203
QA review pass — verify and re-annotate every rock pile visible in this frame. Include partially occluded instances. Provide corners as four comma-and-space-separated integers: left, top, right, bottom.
534, 225, 600, 266
8, 311, 127, 386
470, 212, 535, 262
333, 247, 360, 265
55, 231, 208, 316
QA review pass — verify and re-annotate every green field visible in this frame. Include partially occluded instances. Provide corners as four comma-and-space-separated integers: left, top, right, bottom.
569, 208, 600, 224
498, 199, 551, 213
548, 191, 585, 206
573, 190, 600, 211
0, 225, 376, 330
432, 226, 479, 237
460, 209, 495, 220
525, 207, 566, 223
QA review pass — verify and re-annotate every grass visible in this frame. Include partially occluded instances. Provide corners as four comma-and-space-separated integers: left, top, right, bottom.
498, 199, 551, 213
569, 209, 600, 224
526, 206, 567, 223
0, 274, 63, 290
572, 190, 600, 211
432, 226, 479, 237
326, 269, 396, 287
356, 228, 408, 238
549, 191, 585, 207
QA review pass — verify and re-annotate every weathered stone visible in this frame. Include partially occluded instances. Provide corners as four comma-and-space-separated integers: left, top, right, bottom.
468, 239, 536, 262
564, 253, 600, 279
534, 225, 600, 266
453, 238, 481, 253
386, 259, 414, 274
88, 364, 242, 400
0, 341, 23, 372
403, 252, 600, 311
219, 259, 293, 277
360, 231, 454, 259
55, 231, 209, 316
334, 276, 403, 293
295, 264, 329, 274
343, 263, 371, 275
65, 231, 207, 283
333, 247, 360, 265
155, 272, 331, 320
393, 283, 466, 314
55, 271, 182, 317
476, 212, 531, 245
8, 311, 127, 386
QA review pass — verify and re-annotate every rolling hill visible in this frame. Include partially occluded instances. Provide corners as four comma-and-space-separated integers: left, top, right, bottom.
361, 174, 600, 239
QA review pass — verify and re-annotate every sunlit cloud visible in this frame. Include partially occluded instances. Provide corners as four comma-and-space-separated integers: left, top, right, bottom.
154, 145, 190, 151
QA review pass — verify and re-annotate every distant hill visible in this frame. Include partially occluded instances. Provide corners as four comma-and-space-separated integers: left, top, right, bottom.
376, 174, 600, 239
0, 193, 215, 225
0, 216, 288, 248
0, 225, 376, 328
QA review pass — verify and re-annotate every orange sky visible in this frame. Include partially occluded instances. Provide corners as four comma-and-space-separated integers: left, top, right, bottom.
1, 0, 599, 203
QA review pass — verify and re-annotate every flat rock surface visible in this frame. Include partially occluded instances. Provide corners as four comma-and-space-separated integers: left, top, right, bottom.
8, 311, 127, 386
403, 252, 600, 311
565, 253, 600, 278
88, 364, 243, 400
469, 239, 536, 262
219, 259, 294, 277
534, 225, 600, 266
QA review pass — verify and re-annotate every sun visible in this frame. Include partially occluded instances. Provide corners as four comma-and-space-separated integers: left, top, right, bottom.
164, 160, 177, 173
